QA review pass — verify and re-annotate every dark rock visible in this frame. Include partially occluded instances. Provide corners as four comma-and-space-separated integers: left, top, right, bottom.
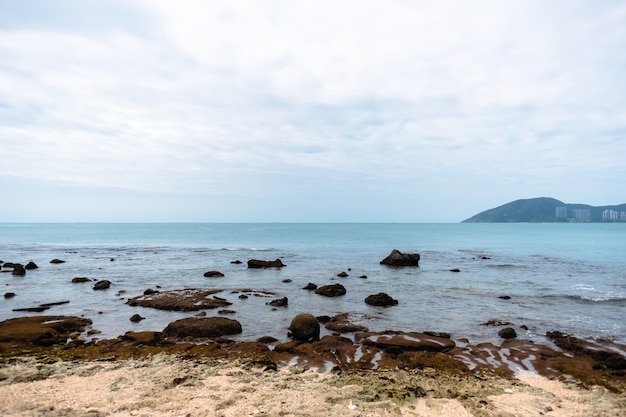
337, 271, 349, 277
204, 270, 225, 278
238, 294, 249, 299
499, 295, 512, 300
72, 277, 92, 283
50, 259, 66, 264
24, 261, 38, 270
4, 292, 16, 298
314, 284, 346, 297
365, 292, 398, 307
121, 331, 164, 346
257, 336, 279, 344
356, 330, 455, 352
498, 327, 517, 339
163, 317, 242, 339
11, 264, 26, 276
359, 275, 368, 279
130, 314, 145, 322
289, 313, 320, 342
39, 301, 70, 308
93, 280, 111, 290
449, 268, 461, 272
13, 306, 49, 312
481, 320, 512, 326
126, 289, 231, 311
316, 315, 332, 324
303, 282, 317, 290
424, 331, 451, 339
231, 260, 242, 264
546, 331, 626, 368
247, 259, 286, 268
282, 279, 292, 283
380, 249, 420, 267
268, 297, 288, 307
143, 288, 159, 295
218, 309, 237, 315
0, 315, 92, 347
324, 313, 369, 333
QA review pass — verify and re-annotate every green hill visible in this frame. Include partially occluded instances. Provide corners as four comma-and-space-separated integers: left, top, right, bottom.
462, 197, 626, 223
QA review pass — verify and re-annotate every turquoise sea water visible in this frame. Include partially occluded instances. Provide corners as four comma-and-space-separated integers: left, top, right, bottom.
1, 223, 625, 345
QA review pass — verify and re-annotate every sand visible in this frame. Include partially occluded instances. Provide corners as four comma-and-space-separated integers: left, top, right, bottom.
1, 354, 624, 417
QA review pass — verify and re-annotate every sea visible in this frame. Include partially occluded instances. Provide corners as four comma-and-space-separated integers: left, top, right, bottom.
1, 223, 625, 347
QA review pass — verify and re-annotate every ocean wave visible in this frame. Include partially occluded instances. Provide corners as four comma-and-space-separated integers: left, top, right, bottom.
486, 264, 518, 269
221, 247, 273, 252
542, 294, 626, 304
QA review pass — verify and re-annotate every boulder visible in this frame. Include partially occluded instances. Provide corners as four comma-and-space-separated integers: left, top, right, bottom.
314, 284, 346, 297
355, 330, 455, 352
204, 270, 225, 277
247, 259, 286, 268
498, 327, 517, 339
11, 264, 26, 276
163, 317, 242, 339
130, 314, 145, 323
380, 249, 420, 267
24, 261, 38, 270
337, 271, 349, 277
268, 297, 288, 307
302, 283, 317, 290
50, 259, 66, 264
0, 316, 92, 347
126, 289, 231, 311
365, 292, 398, 307
4, 292, 16, 299
289, 313, 320, 342
93, 280, 111, 290
72, 277, 92, 283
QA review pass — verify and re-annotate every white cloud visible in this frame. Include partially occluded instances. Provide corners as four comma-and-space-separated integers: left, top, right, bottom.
1, 0, 625, 221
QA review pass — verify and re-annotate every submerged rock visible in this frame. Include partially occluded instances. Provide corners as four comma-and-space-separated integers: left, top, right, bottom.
267, 297, 288, 307
203, 270, 225, 277
247, 259, 286, 268
126, 288, 231, 311
498, 327, 517, 339
93, 280, 111, 290
11, 264, 26, 276
24, 261, 38, 270
0, 315, 92, 347
380, 249, 420, 267
355, 330, 455, 353
314, 284, 346, 297
324, 313, 369, 333
365, 292, 398, 307
50, 259, 66, 264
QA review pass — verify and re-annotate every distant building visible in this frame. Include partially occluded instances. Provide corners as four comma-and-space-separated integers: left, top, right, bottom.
555, 206, 567, 219
573, 209, 591, 222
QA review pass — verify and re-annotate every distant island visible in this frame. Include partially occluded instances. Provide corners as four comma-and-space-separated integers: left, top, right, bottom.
462, 197, 626, 223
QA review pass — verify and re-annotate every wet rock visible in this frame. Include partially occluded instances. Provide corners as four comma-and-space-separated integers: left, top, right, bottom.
303, 282, 317, 290
268, 297, 288, 307
4, 292, 16, 298
481, 320, 512, 326
359, 275, 368, 279
130, 314, 145, 323
121, 331, 164, 346
282, 278, 292, 283
204, 270, 225, 277
289, 313, 320, 342
238, 294, 249, 299
72, 277, 92, 283
498, 327, 517, 339
126, 289, 231, 311
499, 295, 512, 300
365, 292, 398, 307
50, 259, 66, 264
324, 313, 369, 333
247, 259, 286, 268
257, 336, 279, 344
11, 264, 26, 276
93, 280, 111, 290
355, 330, 456, 353
449, 268, 461, 272
143, 288, 159, 295
13, 306, 49, 312
231, 260, 242, 264
337, 271, 349, 277
547, 331, 626, 369
314, 283, 346, 297
380, 249, 420, 267
24, 261, 38, 270
218, 309, 237, 315
0, 315, 92, 347
163, 317, 242, 339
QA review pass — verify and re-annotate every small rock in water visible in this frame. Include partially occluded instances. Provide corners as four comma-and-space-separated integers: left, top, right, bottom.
50, 259, 66, 264
130, 314, 145, 322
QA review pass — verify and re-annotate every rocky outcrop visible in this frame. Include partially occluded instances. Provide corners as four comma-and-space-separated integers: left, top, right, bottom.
24, 261, 38, 270
355, 330, 455, 353
203, 271, 225, 277
247, 259, 286, 268
365, 292, 398, 307
380, 249, 420, 267
288, 313, 320, 342
314, 284, 346, 297
0, 315, 92, 347
547, 331, 626, 370
126, 289, 231, 311
163, 317, 242, 339
324, 313, 368, 333
93, 280, 111, 290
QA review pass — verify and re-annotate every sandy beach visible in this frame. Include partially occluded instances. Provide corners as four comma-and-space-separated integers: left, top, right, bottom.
1, 353, 625, 417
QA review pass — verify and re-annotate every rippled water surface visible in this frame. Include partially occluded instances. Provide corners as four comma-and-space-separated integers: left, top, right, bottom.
1, 223, 624, 345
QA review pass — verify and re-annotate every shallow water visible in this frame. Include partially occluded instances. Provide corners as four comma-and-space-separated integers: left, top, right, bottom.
1, 223, 624, 345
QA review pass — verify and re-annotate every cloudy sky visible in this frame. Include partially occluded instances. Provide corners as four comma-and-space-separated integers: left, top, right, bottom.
1, 0, 625, 222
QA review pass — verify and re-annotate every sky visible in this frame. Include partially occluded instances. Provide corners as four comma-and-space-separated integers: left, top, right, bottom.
1, 0, 625, 222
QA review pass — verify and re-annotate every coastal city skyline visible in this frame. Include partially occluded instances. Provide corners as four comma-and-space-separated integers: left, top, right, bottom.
1, 1, 625, 222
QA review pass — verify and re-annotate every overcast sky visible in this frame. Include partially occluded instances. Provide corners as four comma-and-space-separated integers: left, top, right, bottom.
1, 1, 625, 222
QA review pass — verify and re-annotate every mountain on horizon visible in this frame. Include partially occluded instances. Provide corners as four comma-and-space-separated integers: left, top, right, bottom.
462, 197, 626, 223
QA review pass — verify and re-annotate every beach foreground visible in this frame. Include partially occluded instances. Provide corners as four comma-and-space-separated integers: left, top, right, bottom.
1, 354, 625, 417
